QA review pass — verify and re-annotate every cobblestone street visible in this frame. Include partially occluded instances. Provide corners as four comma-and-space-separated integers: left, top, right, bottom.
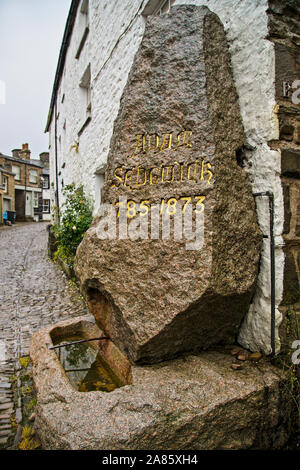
0, 222, 89, 447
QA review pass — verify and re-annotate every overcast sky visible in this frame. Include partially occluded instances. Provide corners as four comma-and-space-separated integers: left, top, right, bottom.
0, 0, 71, 158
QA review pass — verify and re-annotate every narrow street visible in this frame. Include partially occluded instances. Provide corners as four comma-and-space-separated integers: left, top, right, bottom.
0, 222, 89, 446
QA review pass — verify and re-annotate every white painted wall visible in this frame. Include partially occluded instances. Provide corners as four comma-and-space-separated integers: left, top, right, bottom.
48, 0, 284, 354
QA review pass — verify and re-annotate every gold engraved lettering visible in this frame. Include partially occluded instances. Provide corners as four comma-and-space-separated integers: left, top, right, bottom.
195, 196, 205, 213
127, 200, 136, 218
113, 195, 206, 217
159, 133, 173, 153
115, 201, 124, 217
111, 166, 123, 188
200, 160, 213, 184
135, 166, 147, 188
174, 130, 193, 151
180, 196, 192, 213
187, 160, 198, 182
183, 131, 193, 148
161, 165, 175, 183
149, 167, 160, 185
178, 162, 185, 182
140, 200, 150, 216
148, 134, 159, 153
130, 134, 145, 158
166, 198, 177, 215
124, 169, 133, 187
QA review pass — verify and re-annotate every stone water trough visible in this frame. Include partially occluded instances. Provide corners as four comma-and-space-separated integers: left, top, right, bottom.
30, 315, 293, 450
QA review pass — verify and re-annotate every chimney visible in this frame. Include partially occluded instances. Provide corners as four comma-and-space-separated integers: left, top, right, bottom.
12, 149, 21, 159
39, 151, 49, 167
19, 143, 31, 160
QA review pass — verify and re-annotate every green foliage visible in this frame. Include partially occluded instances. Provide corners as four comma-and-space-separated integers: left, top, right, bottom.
53, 184, 93, 265
21, 385, 32, 396
19, 356, 30, 369
24, 397, 37, 414
19, 425, 40, 450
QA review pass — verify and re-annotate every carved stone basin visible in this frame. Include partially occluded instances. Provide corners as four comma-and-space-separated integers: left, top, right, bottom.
49, 318, 131, 392
30, 316, 292, 450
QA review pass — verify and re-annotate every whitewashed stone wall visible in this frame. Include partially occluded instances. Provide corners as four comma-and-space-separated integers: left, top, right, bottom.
48, 0, 284, 354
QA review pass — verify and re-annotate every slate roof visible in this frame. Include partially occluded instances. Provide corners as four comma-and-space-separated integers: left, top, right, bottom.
0, 153, 44, 169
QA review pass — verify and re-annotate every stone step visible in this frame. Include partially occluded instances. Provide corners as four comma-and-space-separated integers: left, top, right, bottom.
0, 403, 13, 411
0, 437, 8, 445
0, 413, 12, 420
0, 426, 11, 433
0, 383, 11, 389
0, 398, 13, 405
0, 420, 11, 426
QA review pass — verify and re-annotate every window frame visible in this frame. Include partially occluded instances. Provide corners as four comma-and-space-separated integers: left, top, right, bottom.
33, 191, 39, 209
42, 175, 49, 189
43, 199, 50, 213
12, 165, 21, 181
75, 0, 89, 59
3, 175, 7, 193
29, 169, 38, 184
143, 0, 175, 16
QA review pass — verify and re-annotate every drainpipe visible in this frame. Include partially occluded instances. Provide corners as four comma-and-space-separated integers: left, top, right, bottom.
54, 100, 60, 223
253, 191, 276, 356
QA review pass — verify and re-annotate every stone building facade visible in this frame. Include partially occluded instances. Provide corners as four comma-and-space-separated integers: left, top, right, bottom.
0, 144, 48, 222
45, 0, 300, 355
39, 152, 51, 222
0, 165, 15, 224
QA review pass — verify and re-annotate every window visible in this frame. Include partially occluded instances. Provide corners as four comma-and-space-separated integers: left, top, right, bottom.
3, 176, 7, 193
75, 0, 89, 59
78, 64, 92, 135
29, 169, 37, 184
143, 0, 175, 16
94, 165, 106, 212
43, 199, 50, 213
33, 192, 39, 208
79, 64, 91, 114
42, 175, 49, 189
12, 165, 20, 181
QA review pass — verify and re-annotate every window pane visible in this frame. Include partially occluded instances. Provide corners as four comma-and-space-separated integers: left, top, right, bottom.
29, 170, 37, 183
34, 192, 39, 208
43, 199, 50, 213
12, 165, 20, 180
43, 176, 49, 189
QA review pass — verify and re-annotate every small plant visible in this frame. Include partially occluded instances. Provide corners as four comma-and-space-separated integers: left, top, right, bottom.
10, 414, 17, 429
19, 356, 30, 369
18, 425, 40, 450
53, 184, 93, 268
70, 141, 79, 153
21, 425, 33, 439
20, 385, 32, 396
20, 374, 30, 384
24, 397, 37, 414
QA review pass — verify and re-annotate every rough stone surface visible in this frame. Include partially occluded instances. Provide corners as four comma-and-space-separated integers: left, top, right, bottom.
30, 317, 293, 450
75, 6, 262, 364
48, 0, 285, 355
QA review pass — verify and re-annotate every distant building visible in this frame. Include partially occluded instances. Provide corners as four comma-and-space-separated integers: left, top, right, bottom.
0, 165, 15, 224
0, 144, 50, 222
40, 152, 51, 221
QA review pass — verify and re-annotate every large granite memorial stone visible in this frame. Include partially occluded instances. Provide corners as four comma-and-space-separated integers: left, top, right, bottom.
75, 5, 262, 363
